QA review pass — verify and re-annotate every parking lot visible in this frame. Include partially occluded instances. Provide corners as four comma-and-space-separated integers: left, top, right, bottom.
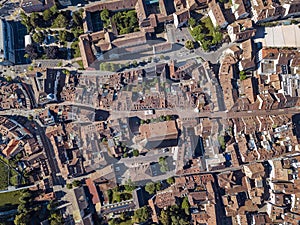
166, 24, 194, 44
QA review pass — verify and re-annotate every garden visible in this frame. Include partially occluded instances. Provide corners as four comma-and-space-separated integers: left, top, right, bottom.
189, 16, 223, 51
0, 160, 9, 190
0, 190, 22, 211
0, 158, 20, 191
100, 9, 139, 35
20, 5, 84, 60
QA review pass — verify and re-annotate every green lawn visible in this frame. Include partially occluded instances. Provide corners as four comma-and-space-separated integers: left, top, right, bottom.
0, 190, 22, 210
112, 191, 132, 203
0, 161, 9, 190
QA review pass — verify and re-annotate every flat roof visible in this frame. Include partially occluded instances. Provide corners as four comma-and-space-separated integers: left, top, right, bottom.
263, 25, 300, 48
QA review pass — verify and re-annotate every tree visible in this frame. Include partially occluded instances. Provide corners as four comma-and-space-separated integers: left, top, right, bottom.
212, 31, 223, 44
185, 40, 194, 50
159, 156, 168, 173
159, 210, 170, 225
120, 27, 130, 34
167, 177, 175, 185
72, 180, 81, 187
10, 174, 18, 186
128, 10, 138, 25
30, 12, 40, 27
20, 12, 32, 31
132, 207, 149, 223
59, 30, 73, 42
156, 182, 162, 191
66, 183, 72, 189
108, 63, 116, 72
17, 204, 26, 213
53, 14, 67, 28
132, 60, 138, 67
43, 9, 52, 21
50, 5, 58, 15
5, 76, 12, 82
72, 11, 82, 26
239, 71, 247, 80
32, 32, 44, 44
14, 212, 30, 225
201, 40, 210, 51
124, 179, 135, 191
49, 213, 63, 225
47, 200, 56, 212
145, 182, 156, 195
181, 197, 190, 215
100, 9, 110, 27
28, 114, 33, 120
133, 149, 139, 157
28, 65, 34, 71
188, 18, 196, 28
45, 46, 59, 59
190, 24, 204, 42
63, 69, 70, 75
25, 44, 39, 60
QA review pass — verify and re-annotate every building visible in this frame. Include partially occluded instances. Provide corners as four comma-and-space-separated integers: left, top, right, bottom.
231, 0, 249, 20
21, 0, 55, 13
135, 120, 179, 148
239, 39, 256, 71
262, 25, 300, 48
208, 2, 228, 28
0, 19, 30, 65
78, 31, 148, 69
72, 187, 94, 224
227, 20, 256, 42
173, 9, 190, 28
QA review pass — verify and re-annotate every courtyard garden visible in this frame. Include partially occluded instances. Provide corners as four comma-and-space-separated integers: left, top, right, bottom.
189, 16, 223, 51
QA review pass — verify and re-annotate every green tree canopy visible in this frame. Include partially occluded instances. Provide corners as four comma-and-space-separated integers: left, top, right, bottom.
132, 206, 149, 223
14, 212, 30, 225
156, 182, 162, 191
30, 12, 40, 27
212, 31, 223, 44
132, 149, 139, 157
124, 179, 135, 191
181, 197, 190, 215
159, 210, 170, 225
185, 40, 195, 50
72, 180, 82, 187
32, 32, 45, 44
145, 182, 156, 195
72, 11, 82, 26
239, 71, 247, 80
53, 14, 68, 28
167, 177, 175, 185
43, 9, 53, 21
100, 9, 110, 27
59, 30, 74, 42
190, 24, 204, 42
188, 17, 196, 27
50, 5, 58, 15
